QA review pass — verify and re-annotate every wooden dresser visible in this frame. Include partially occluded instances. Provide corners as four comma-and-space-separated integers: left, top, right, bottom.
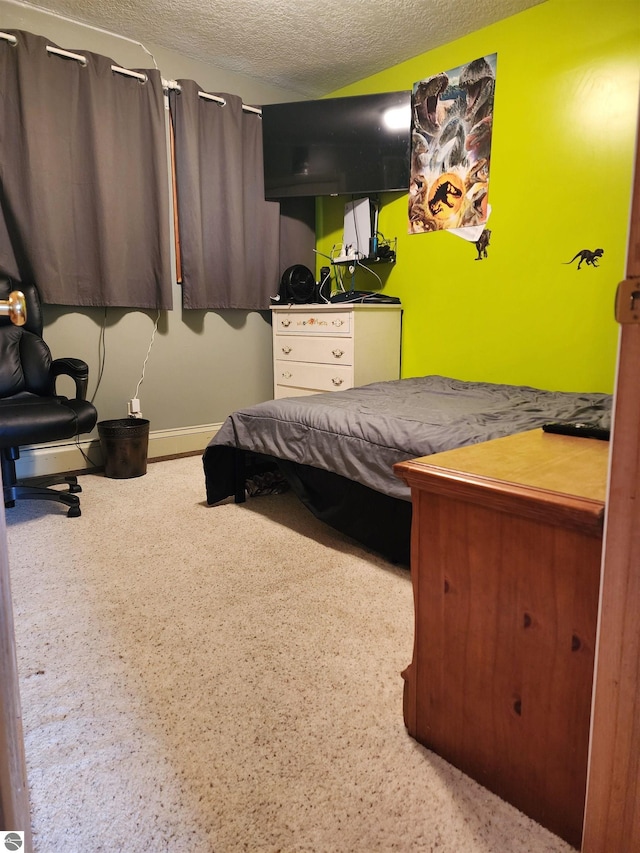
394, 429, 609, 849
271, 303, 401, 398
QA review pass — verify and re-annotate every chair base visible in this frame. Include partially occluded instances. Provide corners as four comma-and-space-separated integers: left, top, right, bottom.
2, 448, 83, 517
4, 478, 82, 518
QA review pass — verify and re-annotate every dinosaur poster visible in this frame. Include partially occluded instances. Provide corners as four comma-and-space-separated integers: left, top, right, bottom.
409, 53, 497, 234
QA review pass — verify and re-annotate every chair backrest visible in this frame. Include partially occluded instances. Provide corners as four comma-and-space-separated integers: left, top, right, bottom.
0, 277, 53, 399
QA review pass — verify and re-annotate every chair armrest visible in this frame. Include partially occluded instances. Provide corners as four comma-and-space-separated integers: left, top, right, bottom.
51, 357, 90, 400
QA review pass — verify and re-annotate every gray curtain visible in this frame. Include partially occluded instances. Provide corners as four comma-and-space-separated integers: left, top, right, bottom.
0, 30, 172, 309
169, 80, 283, 310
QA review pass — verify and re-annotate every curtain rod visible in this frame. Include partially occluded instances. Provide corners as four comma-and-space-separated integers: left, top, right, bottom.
0, 32, 261, 115
46, 44, 87, 65
1, 34, 149, 82
163, 79, 262, 116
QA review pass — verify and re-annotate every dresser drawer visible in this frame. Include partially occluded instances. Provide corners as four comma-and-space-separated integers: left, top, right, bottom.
271, 303, 402, 399
274, 310, 351, 335
273, 334, 354, 366
274, 359, 353, 393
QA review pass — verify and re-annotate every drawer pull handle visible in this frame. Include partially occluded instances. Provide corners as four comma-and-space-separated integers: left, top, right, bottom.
332, 377, 344, 386
332, 349, 345, 359
281, 346, 292, 355
281, 319, 291, 327
331, 319, 344, 327
282, 371, 292, 379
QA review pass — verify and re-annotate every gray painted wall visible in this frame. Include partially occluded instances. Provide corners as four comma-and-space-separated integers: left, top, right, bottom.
0, 0, 304, 439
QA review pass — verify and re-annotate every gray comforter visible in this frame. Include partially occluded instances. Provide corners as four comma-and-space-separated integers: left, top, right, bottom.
204, 375, 612, 502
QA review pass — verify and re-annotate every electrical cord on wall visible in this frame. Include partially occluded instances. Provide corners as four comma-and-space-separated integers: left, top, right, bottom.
75, 308, 160, 468
74, 432, 100, 470
129, 309, 160, 417
354, 260, 383, 287
90, 307, 107, 405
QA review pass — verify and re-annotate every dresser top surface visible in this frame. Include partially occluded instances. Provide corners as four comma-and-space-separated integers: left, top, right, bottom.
271, 302, 401, 312
397, 428, 609, 504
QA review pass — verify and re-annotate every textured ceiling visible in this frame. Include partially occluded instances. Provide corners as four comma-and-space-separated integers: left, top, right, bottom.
17, 0, 546, 98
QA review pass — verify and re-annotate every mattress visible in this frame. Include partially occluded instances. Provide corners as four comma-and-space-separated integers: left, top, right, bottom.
204, 375, 612, 504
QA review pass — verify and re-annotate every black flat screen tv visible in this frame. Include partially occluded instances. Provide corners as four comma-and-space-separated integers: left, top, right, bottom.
261, 91, 411, 199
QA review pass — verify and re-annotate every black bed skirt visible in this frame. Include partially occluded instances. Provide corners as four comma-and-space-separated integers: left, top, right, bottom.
203, 445, 411, 566
276, 459, 411, 566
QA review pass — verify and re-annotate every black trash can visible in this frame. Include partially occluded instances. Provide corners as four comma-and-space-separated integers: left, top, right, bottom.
97, 418, 150, 479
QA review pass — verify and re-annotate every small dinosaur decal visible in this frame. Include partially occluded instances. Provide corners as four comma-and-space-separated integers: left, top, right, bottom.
474, 229, 491, 260
564, 248, 604, 269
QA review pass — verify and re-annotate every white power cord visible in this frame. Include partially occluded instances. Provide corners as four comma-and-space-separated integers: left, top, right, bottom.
128, 310, 160, 418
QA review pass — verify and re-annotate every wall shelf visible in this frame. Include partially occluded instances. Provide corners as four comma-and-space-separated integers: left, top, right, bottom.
331, 237, 397, 266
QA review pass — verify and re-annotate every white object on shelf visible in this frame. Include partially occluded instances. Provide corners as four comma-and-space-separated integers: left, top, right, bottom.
337, 197, 371, 262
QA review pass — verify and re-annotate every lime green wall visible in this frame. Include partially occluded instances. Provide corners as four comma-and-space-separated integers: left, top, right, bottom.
316, 0, 639, 392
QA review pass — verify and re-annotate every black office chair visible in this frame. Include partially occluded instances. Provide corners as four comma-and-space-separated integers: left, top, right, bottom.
0, 277, 98, 516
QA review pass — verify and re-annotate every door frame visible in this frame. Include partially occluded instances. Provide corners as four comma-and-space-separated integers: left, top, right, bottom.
0, 497, 31, 845
581, 105, 640, 852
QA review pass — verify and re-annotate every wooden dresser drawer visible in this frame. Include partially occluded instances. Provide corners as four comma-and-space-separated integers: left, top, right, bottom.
274, 359, 353, 393
274, 310, 351, 335
273, 334, 354, 366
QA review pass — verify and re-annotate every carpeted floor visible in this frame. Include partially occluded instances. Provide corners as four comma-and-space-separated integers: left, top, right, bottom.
5, 455, 574, 852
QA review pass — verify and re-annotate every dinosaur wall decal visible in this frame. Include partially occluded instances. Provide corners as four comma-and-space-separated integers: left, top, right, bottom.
564, 248, 604, 269
474, 229, 491, 260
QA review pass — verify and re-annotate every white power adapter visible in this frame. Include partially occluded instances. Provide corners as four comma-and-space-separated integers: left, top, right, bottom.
127, 398, 142, 418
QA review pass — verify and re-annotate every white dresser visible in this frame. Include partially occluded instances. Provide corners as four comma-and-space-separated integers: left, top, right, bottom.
271, 303, 402, 398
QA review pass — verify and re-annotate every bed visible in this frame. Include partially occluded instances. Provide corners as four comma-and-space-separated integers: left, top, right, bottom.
203, 375, 612, 564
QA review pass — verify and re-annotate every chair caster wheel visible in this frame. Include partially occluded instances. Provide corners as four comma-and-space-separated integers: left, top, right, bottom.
67, 505, 81, 518
69, 484, 82, 494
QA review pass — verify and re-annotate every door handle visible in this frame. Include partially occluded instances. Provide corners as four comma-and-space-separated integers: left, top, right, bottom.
0, 291, 26, 326
615, 278, 640, 324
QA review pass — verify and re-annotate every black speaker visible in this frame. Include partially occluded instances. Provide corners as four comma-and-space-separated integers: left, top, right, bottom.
276, 264, 316, 304
318, 266, 331, 302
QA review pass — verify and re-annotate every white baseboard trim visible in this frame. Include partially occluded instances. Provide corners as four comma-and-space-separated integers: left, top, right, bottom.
14, 422, 223, 479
